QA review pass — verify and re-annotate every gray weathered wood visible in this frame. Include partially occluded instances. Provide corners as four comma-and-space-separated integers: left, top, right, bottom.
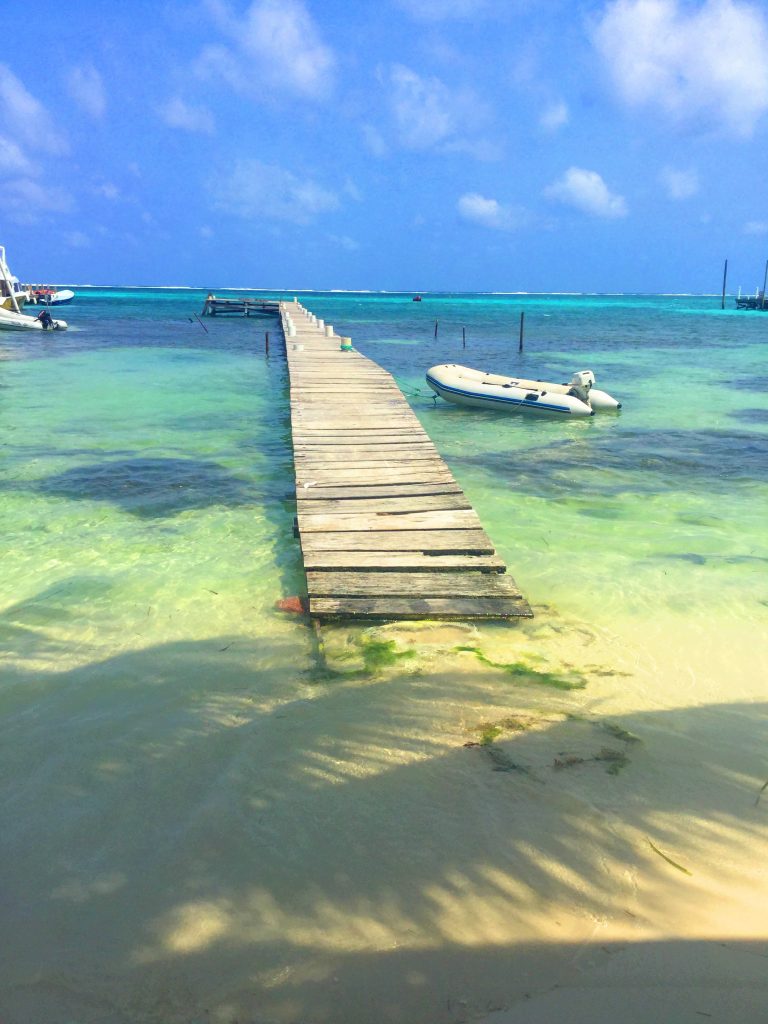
281, 300, 530, 620
297, 509, 482, 532
306, 571, 525, 597
301, 550, 506, 571
299, 529, 494, 552
309, 596, 533, 619
295, 494, 472, 513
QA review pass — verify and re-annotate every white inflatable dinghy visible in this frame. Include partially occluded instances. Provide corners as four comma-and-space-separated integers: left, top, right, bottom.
425, 365, 620, 416
0, 307, 67, 331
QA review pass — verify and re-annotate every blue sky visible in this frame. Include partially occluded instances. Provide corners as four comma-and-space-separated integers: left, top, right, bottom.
2, 0, 768, 292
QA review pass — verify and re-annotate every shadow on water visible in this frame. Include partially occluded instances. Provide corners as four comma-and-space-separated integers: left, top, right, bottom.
449, 426, 768, 498
20, 457, 260, 518
1, 611, 766, 1022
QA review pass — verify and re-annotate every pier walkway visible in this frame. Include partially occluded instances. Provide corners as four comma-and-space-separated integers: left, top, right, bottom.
202, 295, 279, 317
281, 301, 532, 621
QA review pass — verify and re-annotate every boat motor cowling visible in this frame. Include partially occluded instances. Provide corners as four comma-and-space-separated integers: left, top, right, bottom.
568, 369, 595, 404
569, 370, 596, 389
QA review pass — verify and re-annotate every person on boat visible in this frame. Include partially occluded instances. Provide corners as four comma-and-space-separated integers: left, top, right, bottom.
36, 308, 54, 329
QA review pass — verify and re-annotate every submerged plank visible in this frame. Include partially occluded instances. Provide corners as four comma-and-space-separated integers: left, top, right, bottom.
301, 550, 506, 571
306, 571, 525, 598
309, 596, 533, 619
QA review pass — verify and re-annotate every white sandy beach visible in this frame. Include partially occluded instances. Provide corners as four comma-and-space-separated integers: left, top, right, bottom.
2, 604, 766, 1023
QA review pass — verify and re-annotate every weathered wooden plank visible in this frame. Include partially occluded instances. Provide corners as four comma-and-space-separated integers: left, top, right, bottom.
296, 471, 456, 486
301, 550, 506, 571
296, 482, 464, 499
280, 300, 530, 621
296, 458, 442, 469
295, 493, 472, 513
309, 596, 533, 619
292, 431, 430, 441
306, 571, 525, 598
299, 529, 494, 552
297, 509, 482, 532
293, 437, 431, 447
295, 457, 447, 471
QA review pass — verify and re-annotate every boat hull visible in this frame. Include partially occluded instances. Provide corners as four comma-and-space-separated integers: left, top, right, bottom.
0, 308, 67, 331
426, 364, 595, 416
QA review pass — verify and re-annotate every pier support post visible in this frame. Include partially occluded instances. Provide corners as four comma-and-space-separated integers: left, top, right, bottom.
721, 258, 728, 309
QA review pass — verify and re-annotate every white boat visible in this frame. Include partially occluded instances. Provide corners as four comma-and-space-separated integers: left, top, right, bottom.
0, 306, 67, 331
0, 245, 31, 311
28, 286, 75, 305
426, 364, 621, 417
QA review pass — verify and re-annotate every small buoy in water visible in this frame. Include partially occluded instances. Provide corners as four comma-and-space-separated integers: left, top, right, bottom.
276, 595, 308, 614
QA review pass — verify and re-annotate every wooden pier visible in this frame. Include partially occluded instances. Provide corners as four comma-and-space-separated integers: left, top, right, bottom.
281, 301, 532, 621
202, 294, 280, 317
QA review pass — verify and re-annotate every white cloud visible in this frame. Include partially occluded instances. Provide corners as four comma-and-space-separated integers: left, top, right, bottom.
457, 192, 528, 230
395, 0, 489, 19
544, 167, 628, 218
660, 166, 699, 199
328, 233, 360, 251
744, 220, 768, 235
540, 100, 569, 131
0, 64, 68, 154
212, 159, 339, 223
95, 182, 121, 200
362, 123, 388, 157
65, 230, 92, 248
5, 177, 74, 224
199, 0, 334, 100
343, 177, 362, 202
388, 64, 489, 151
66, 65, 106, 119
0, 134, 36, 175
390, 65, 456, 147
158, 97, 215, 134
592, 0, 768, 135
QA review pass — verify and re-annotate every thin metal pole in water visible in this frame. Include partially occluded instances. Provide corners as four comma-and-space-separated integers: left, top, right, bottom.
265, 331, 270, 357
762, 260, 768, 309
462, 326, 466, 349
721, 258, 728, 309
518, 311, 525, 353
434, 320, 439, 338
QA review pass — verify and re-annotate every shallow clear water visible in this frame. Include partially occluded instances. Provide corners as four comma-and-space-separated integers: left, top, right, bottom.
2, 288, 767, 666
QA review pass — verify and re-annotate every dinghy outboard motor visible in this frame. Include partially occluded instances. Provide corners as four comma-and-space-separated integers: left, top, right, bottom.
568, 370, 595, 405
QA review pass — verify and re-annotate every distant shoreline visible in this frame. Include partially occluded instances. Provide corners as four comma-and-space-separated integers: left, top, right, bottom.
57, 285, 722, 298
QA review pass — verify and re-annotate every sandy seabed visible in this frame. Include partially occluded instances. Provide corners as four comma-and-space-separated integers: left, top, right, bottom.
1, 607, 767, 1024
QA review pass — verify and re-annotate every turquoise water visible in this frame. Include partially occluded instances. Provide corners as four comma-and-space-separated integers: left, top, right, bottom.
2, 290, 767, 1020
4, 288, 764, 639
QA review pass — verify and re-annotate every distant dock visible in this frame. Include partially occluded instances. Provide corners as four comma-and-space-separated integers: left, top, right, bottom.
201, 294, 280, 317
735, 293, 767, 310
280, 300, 532, 621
